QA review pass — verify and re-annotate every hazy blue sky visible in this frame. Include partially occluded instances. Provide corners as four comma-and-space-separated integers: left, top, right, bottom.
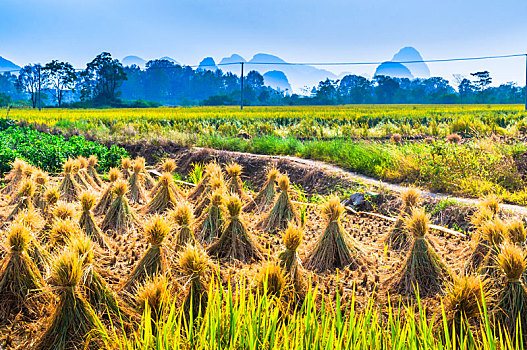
1, 0, 526, 84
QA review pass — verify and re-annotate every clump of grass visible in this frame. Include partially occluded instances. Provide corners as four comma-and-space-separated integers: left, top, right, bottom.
385, 187, 420, 251
32, 169, 49, 211
94, 167, 121, 216
0, 224, 48, 324
258, 174, 299, 234
442, 275, 487, 339
304, 196, 363, 272
179, 244, 212, 319
225, 162, 247, 200
121, 158, 132, 179
1, 158, 27, 196
188, 162, 222, 202
59, 159, 82, 202
278, 224, 305, 294
447, 133, 462, 144
389, 207, 450, 297
494, 241, 527, 339
87, 155, 104, 188
70, 234, 129, 322
128, 159, 147, 204
79, 192, 107, 248
101, 180, 137, 236
170, 202, 196, 253
199, 190, 225, 244
244, 167, 279, 214
34, 250, 99, 350
144, 173, 179, 214
506, 219, 526, 245
208, 194, 262, 263
122, 215, 170, 293
7, 179, 35, 221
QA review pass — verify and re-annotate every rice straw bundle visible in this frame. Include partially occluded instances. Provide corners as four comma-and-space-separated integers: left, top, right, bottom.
385, 187, 420, 251
199, 190, 225, 244
70, 234, 129, 321
0, 224, 48, 324
87, 155, 104, 188
258, 174, 299, 234
121, 158, 132, 179
188, 162, 222, 202
94, 167, 121, 216
59, 159, 82, 203
178, 244, 212, 319
170, 202, 196, 253
208, 194, 262, 263
34, 250, 99, 350
101, 180, 138, 236
32, 169, 49, 211
389, 207, 450, 297
122, 215, 170, 292
79, 192, 107, 248
144, 173, 179, 214
225, 162, 247, 200
304, 196, 363, 272
7, 179, 35, 221
278, 224, 305, 293
244, 167, 279, 214
494, 241, 527, 340
1, 158, 27, 196
128, 159, 147, 204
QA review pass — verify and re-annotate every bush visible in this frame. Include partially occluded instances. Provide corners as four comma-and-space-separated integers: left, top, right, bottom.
0, 122, 127, 174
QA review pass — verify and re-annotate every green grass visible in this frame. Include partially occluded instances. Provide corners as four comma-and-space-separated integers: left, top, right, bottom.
94, 279, 521, 350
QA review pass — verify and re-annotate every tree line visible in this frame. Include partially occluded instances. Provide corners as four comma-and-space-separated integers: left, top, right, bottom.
0, 52, 525, 107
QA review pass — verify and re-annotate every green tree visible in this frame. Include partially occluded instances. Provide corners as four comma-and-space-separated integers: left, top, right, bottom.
15, 64, 44, 108
43, 60, 77, 107
81, 52, 127, 104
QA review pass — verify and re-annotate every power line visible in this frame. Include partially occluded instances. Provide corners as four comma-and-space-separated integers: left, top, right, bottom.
2, 53, 525, 73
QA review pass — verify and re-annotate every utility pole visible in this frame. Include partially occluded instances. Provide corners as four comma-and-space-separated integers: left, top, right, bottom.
240, 62, 244, 110
38, 65, 41, 111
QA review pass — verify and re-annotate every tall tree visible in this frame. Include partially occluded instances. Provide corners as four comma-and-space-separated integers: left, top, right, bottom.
43, 60, 77, 107
81, 52, 127, 104
15, 64, 43, 108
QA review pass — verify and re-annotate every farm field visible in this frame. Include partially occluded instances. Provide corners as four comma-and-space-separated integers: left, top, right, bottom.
1, 105, 527, 349
8, 104, 527, 204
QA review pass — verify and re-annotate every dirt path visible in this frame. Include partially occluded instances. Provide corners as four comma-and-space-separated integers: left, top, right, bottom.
192, 147, 527, 216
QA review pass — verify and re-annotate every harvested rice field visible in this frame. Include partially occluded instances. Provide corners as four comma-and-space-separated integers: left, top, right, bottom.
0, 148, 526, 349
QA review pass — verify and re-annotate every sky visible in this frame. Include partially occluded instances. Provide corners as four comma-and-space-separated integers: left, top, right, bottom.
1, 0, 526, 86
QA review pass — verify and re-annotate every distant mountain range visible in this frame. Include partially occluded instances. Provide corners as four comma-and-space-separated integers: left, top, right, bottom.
3, 47, 430, 94
374, 47, 430, 79
122, 55, 180, 68
0, 56, 20, 72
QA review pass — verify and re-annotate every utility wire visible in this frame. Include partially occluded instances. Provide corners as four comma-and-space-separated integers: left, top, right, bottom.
2, 53, 525, 73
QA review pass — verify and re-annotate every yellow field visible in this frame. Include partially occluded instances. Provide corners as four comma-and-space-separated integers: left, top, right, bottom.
9, 104, 526, 125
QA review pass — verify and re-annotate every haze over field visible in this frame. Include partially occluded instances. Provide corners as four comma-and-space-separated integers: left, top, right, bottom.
1, 0, 526, 90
